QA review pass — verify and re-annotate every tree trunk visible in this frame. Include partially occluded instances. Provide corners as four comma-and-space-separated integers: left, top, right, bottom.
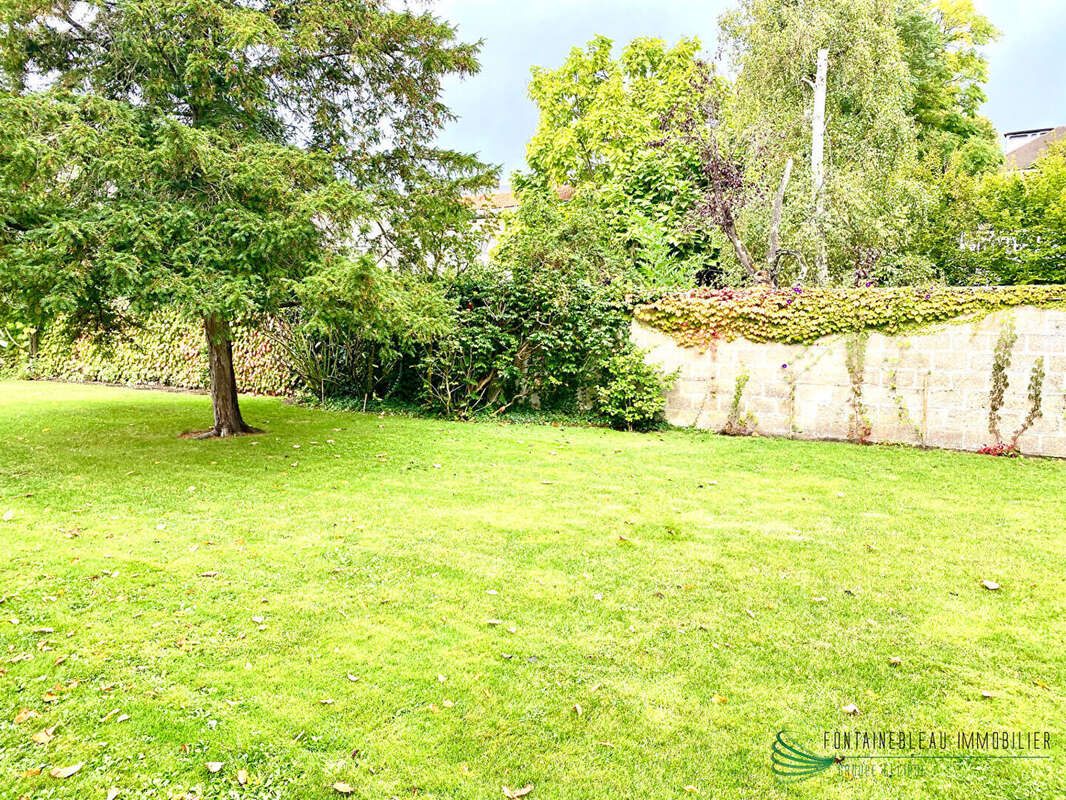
200, 316, 261, 437
767, 156, 793, 280
810, 48, 829, 285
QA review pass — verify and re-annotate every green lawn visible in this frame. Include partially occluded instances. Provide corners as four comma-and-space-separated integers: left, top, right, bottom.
1, 380, 1064, 799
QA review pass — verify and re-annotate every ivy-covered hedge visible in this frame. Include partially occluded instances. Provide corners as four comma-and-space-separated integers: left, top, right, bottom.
21, 313, 297, 395
634, 285, 1066, 348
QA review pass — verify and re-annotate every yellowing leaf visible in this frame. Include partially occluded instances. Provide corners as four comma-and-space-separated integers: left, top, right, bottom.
888, 656, 902, 666
333, 783, 354, 794
237, 769, 249, 785
31, 725, 57, 744
107, 789, 121, 800
711, 694, 727, 704
979, 579, 1000, 591
14, 708, 38, 724
205, 762, 223, 774
49, 762, 83, 779
842, 703, 861, 716
502, 785, 534, 799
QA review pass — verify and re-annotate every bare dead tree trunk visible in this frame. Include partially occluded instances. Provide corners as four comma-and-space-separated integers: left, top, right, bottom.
198, 316, 262, 438
810, 48, 829, 285
767, 157, 793, 278
719, 203, 762, 283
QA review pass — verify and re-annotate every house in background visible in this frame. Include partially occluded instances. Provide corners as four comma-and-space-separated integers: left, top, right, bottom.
1002, 126, 1066, 171
468, 185, 575, 262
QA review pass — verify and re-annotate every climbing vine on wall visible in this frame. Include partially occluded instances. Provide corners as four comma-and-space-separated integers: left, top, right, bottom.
844, 332, 871, 444
722, 371, 755, 436
634, 286, 1066, 349
22, 313, 296, 396
981, 319, 1046, 456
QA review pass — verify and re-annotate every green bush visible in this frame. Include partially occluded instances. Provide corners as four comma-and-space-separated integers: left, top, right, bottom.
593, 349, 676, 431
416, 190, 639, 417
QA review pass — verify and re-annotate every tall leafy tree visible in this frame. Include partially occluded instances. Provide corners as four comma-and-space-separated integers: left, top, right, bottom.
521, 36, 719, 286
0, 0, 494, 436
895, 0, 1001, 173
973, 140, 1066, 285
719, 0, 922, 285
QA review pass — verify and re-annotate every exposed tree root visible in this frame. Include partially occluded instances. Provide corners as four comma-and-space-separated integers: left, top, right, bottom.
180, 424, 264, 440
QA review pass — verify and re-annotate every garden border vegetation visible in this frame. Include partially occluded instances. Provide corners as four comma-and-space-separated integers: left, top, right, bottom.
634, 285, 1066, 349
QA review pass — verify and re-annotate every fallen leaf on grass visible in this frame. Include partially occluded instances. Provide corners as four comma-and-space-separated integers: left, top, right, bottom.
14, 708, 38, 724
502, 785, 533, 799
100, 708, 121, 722
889, 656, 902, 666
711, 694, 727, 704
981, 690, 994, 699
237, 769, 249, 785
333, 783, 354, 794
49, 762, 83, 779
319, 699, 335, 705
205, 762, 223, 773
107, 789, 120, 800
979, 579, 1000, 591
442, 699, 455, 708
572, 703, 582, 716
2, 510, 14, 521
842, 703, 861, 716
684, 786, 699, 793
346, 673, 359, 683
32, 725, 57, 744
813, 596, 828, 604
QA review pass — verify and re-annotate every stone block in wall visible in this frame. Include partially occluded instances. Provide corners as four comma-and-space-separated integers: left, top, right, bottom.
633, 309, 1066, 458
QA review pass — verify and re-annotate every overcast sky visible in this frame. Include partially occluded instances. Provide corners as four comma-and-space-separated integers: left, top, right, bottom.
433, 0, 1066, 182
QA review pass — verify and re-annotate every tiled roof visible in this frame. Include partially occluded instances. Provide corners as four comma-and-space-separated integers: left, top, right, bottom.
1004, 126, 1066, 171
467, 185, 575, 211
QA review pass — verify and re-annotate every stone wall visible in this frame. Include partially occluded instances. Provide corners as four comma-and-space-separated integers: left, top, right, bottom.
632, 306, 1066, 458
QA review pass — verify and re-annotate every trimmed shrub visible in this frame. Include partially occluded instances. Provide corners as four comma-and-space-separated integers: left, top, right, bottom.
593, 349, 676, 431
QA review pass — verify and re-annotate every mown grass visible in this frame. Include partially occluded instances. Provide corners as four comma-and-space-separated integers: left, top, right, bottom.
1, 379, 1064, 799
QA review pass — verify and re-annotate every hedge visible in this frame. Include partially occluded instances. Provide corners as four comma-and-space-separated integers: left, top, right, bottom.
634, 285, 1066, 349
19, 313, 297, 396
